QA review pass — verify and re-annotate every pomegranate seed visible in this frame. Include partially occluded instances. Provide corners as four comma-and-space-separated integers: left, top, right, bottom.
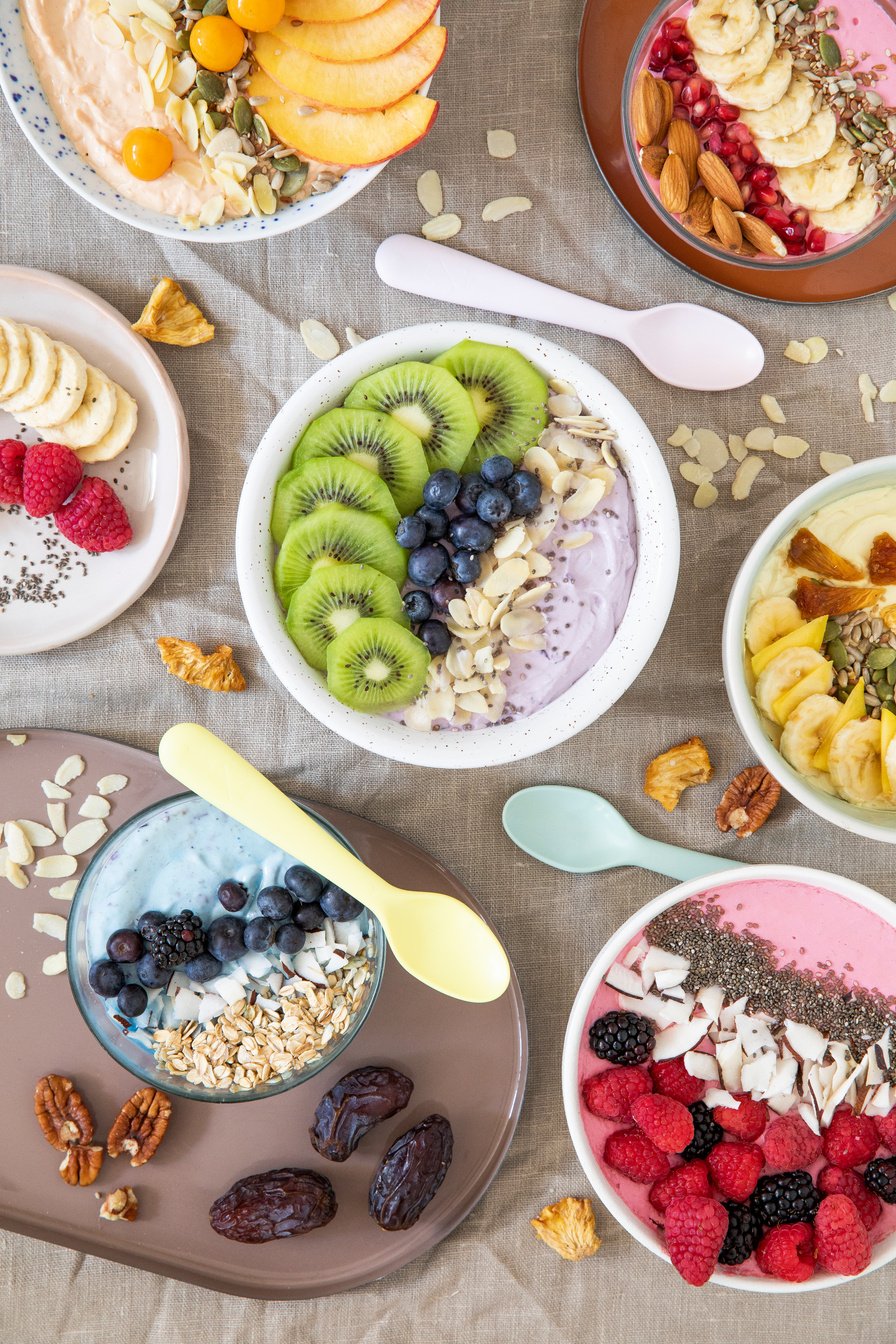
670, 36, 693, 58
649, 37, 671, 69
703, 117, 725, 139
668, 79, 685, 102
785, 239, 808, 256
717, 102, 741, 122
705, 130, 724, 155
729, 160, 747, 182
681, 74, 711, 105
791, 207, 810, 226
740, 182, 753, 204
749, 165, 774, 188
663, 61, 693, 81
662, 16, 688, 35
691, 98, 713, 124
753, 185, 781, 207
728, 122, 753, 145
719, 139, 739, 160
740, 142, 760, 165
781, 222, 806, 241
808, 227, 827, 252
681, 57, 697, 74
758, 205, 789, 230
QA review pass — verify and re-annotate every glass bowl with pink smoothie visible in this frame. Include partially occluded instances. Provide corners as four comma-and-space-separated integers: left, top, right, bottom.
562, 865, 896, 1291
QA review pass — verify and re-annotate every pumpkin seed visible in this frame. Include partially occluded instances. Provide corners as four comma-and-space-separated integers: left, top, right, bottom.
863, 111, 887, 132
867, 646, 896, 670
208, 109, 226, 129
187, 0, 205, 7
196, 70, 225, 102
819, 32, 841, 67
233, 97, 253, 136
828, 638, 849, 670
824, 619, 842, 642
272, 154, 304, 174
797, 0, 817, 8
280, 168, 309, 197
176, 30, 192, 49
888, 663, 896, 685
253, 114, 271, 146
202, 0, 227, 13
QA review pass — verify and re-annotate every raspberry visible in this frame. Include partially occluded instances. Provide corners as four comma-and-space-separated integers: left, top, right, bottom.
817, 1166, 882, 1230
603, 1129, 670, 1183
821, 1106, 879, 1170
716, 1093, 767, 1142
0, 438, 26, 505
648, 1159, 710, 1214
707, 1141, 764, 1203
588, 1010, 655, 1065
581, 1066, 652, 1122
650, 1056, 706, 1106
763, 1113, 823, 1171
874, 1109, 896, 1154
54, 477, 132, 553
756, 1222, 815, 1283
864, 1156, 896, 1203
813, 1194, 872, 1276
22, 442, 82, 517
664, 1195, 729, 1286
630, 1093, 695, 1154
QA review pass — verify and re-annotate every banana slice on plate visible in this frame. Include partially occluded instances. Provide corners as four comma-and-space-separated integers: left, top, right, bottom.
745, 595, 803, 654
755, 104, 837, 169
75, 384, 138, 463
755, 646, 828, 719
777, 138, 859, 212
0, 319, 31, 400
717, 46, 792, 112
810, 180, 880, 234
829, 717, 884, 805
740, 73, 815, 139
687, 0, 761, 55
694, 16, 775, 88
780, 693, 840, 778
2, 326, 58, 414
51, 364, 118, 449
16, 342, 88, 429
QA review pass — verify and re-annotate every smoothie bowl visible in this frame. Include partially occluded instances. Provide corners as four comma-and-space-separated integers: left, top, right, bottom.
562, 865, 896, 1291
68, 793, 383, 1102
724, 456, 896, 842
236, 322, 679, 769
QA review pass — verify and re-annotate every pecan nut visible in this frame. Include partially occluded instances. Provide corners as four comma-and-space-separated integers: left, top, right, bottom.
100, 1186, 139, 1222
716, 766, 781, 838
107, 1087, 172, 1166
59, 1144, 104, 1187
34, 1074, 94, 1151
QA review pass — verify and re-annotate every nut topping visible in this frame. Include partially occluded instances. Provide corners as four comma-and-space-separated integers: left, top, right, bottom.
34, 1074, 94, 1151
107, 1087, 172, 1167
716, 766, 782, 839
100, 1186, 139, 1222
59, 1144, 104, 1187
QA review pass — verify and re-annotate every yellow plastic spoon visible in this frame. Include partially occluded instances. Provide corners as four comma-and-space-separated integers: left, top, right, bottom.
158, 723, 510, 1004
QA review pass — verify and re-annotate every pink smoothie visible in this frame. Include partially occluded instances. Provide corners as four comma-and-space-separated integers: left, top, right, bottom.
578, 877, 896, 1279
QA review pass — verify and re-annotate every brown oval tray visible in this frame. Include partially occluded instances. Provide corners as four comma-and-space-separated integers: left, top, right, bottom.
0, 730, 527, 1300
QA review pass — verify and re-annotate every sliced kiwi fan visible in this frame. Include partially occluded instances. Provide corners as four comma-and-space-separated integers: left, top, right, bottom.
285, 564, 409, 672
274, 502, 408, 607
344, 360, 480, 475
292, 407, 429, 516
271, 456, 400, 546
431, 340, 549, 473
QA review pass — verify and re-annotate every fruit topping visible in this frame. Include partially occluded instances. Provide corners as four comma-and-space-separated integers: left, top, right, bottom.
817, 1166, 882, 1230
752, 1170, 821, 1226
310, 1065, 414, 1161
864, 1156, 896, 1203
273, 456, 401, 547
788, 527, 864, 581
121, 127, 173, 182
106, 928, 144, 964
429, 340, 549, 472
369, 1113, 454, 1230
644, 736, 714, 812
54, 476, 132, 553
714, 1092, 768, 1142
821, 1105, 880, 1169
813, 1193, 872, 1276
210, 1168, 337, 1242
325, 615, 430, 711
156, 637, 247, 692
292, 408, 429, 518
285, 865, 323, 904
345, 360, 480, 476
869, 532, 896, 585
681, 1102, 724, 1161
530, 1196, 602, 1260
649, 1159, 711, 1214
763, 1114, 822, 1171
217, 880, 250, 912
107, 1086, 172, 1166
227, 0, 286, 32
755, 1221, 815, 1282
274, 503, 408, 606
140, 911, 206, 972
717, 1199, 763, 1265
707, 1140, 764, 1202
21, 442, 81, 517
117, 984, 149, 1018
794, 578, 883, 619
131, 277, 215, 347
714, 766, 780, 838
874, 1109, 896, 1154
0, 438, 26, 504
88, 959, 126, 998
650, 1056, 707, 1106
588, 1010, 656, 1065
582, 1065, 653, 1121
603, 1129, 670, 1183
631, 1093, 695, 1154
664, 1194, 728, 1286
189, 14, 246, 71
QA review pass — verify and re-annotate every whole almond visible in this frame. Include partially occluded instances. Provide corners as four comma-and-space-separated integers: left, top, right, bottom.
640, 144, 669, 179
656, 78, 674, 142
697, 151, 743, 212
632, 70, 665, 147
659, 152, 690, 215
735, 211, 787, 258
668, 118, 700, 188
711, 197, 743, 249
681, 185, 714, 236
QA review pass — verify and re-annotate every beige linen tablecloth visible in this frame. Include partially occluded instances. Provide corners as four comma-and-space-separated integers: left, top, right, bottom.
3, 0, 896, 1338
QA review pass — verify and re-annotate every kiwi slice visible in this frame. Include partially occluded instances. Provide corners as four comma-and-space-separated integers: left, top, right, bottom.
285, 563, 408, 672
431, 340, 549, 473
274, 503, 408, 607
271, 457, 400, 546
326, 616, 430, 712
292, 407, 428, 516
344, 360, 479, 476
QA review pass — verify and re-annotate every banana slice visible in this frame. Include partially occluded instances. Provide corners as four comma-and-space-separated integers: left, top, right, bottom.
694, 17, 775, 88
829, 718, 883, 805
0, 322, 9, 392
756, 105, 837, 169
780, 693, 840, 778
0, 319, 30, 400
740, 73, 815, 139
745, 595, 803, 654
777, 138, 859, 212
810, 180, 879, 234
755, 646, 828, 720
717, 46, 792, 112
687, 0, 761, 56
16, 342, 88, 429
75, 384, 138, 463
2, 326, 58, 414
51, 365, 117, 449
886, 737, 896, 801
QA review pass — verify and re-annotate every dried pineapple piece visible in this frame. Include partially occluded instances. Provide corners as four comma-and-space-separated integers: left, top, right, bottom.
157, 638, 246, 692
132, 278, 214, 346
788, 528, 863, 582
530, 1197, 601, 1261
794, 578, 882, 619
869, 532, 896, 585
645, 736, 713, 812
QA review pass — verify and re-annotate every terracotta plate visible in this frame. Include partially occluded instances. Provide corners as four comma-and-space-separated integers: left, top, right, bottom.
0, 730, 527, 1300
577, 0, 896, 303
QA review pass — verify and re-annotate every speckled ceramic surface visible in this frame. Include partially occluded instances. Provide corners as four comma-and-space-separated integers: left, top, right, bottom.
0, 267, 189, 655
235, 321, 681, 769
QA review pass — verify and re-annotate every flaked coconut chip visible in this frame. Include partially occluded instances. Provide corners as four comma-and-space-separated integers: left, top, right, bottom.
50, 880, 78, 902
416, 169, 443, 217
78, 795, 111, 820
4, 822, 34, 866
5, 971, 25, 999
744, 426, 775, 452
773, 435, 810, 460
42, 951, 67, 976
63, 819, 107, 856
300, 320, 339, 362
693, 481, 718, 509
47, 803, 66, 838
421, 213, 462, 241
481, 196, 532, 222
760, 394, 786, 425
34, 855, 78, 879
6, 734, 26, 746
732, 455, 765, 501
55, 755, 85, 787
667, 424, 692, 448
41, 781, 71, 800
5, 858, 28, 890
33, 912, 67, 940
487, 128, 517, 158
820, 451, 854, 474
96, 774, 128, 796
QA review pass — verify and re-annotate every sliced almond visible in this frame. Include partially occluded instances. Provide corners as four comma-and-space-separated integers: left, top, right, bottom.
681, 436, 701, 458
62, 819, 108, 857
680, 461, 713, 486
493, 525, 527, 560
5, 822, 34, 866
729, 434, 747, 462
861, 391, 876, 424
784, 340, 811, 364
507, 634, 546, 652
732, 455, 765, 501
6, 734, 26, 746
760, 394, 786, 425
96, 774, 128, 795
78, 795, 111, 819
514, 582, 552, 608
859, 373, 879, 398
481, 196, 532, 223
5, 971, 25, 999
523, 445, 559, 489
421, 212, 462, 241
481, 558, 530, 598
744, 426, 775, 452
55, 755, 85, 787
487, 128, 517, 159
50, 880, 78, 902
500, 609, 545, 638
805, 337, 828, 364
529, 552, 553, 579
47, 803, 67, 838
693, 481, 718, 509
415, 168, 443, 217
819, 451, 854, 475
560, 477, 606, 520
667, 424, 692, 448
41, 780, 71, 800
693, 429, 728, 473
34, 855, 78, 878
299, 319, 339, 361
773, 434, 810, 459
42, 951, 67, 976
456, 690, 489, 714
880, 380, 896, 403
560, 532, 593, 550
33, 912, 67, 940
15, 819, 56, 847
5, 858, 28, 890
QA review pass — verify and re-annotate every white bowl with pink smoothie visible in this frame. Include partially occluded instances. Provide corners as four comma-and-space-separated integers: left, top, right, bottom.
235, 321, 680, 769
562, 864, 896, 1291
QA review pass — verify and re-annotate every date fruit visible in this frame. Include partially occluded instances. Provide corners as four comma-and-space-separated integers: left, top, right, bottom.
209, 1168, 337, 1243
310, 1065, 413, 1162
369, 1114, 453, 1231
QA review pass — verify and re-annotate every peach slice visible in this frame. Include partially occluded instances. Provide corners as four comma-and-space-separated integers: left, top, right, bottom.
248, 70, 438, 166
285, 0, 383, 17
254, 22, 446, 110
276, 0, 439, 61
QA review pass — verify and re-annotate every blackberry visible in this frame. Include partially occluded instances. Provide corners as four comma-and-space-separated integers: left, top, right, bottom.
752, 1170, 820, 1227
717, 1200, 763, 1265
864, 1157, 896, 1204
681, 1102, 723, 1161
587, 1010, 655, 1065
143, 910, 206, 970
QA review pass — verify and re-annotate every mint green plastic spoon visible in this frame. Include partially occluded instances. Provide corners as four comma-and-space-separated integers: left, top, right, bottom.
502, 786, 741, 880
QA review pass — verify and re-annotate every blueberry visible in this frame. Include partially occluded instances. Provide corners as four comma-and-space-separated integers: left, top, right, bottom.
407, 543, 450, 587
257, 885, 294, 921
106, 928, 144, 963
184, 951, 223, 982
284, 865, 323, 904
244, 916, 275, 951
480, 455, 514, 485
294, 901, 326, 930
506, 469, 542, 516
419, 620, 452, 656
449, 516, 495, 553
136, 910, 166, 937
430, 579, 464, 611
475, 487, 512, 526
403, 589, 434, 624
217, 879, 249, 912
396, 515, 427, 550
207, 915, 246, 963
456, 473, 486, 515
275, 924, 306, 954
423, 468, 461, 508
451, 549, 481, 585
320, 884, 364, 921
135, 953, 169, 989
416, 505, 449, 541
88, 959, 125, 998
116, 983, 148, 1018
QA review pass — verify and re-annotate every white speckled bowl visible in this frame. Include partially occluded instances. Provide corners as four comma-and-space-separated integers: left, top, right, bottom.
235, 321, 680, 769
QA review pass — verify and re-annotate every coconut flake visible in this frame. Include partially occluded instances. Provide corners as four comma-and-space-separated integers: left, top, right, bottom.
715, 1038, 744, 1092
784, 1019, 828, 1062
735, 1014, 776, 1057
704, 1088, 739, 1110
652, 1018, 709, 1061
696, 985, 725, 1023
605, 963, 644, 998
741, 1050, 777, 1095
684, 1051, 719, 1082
